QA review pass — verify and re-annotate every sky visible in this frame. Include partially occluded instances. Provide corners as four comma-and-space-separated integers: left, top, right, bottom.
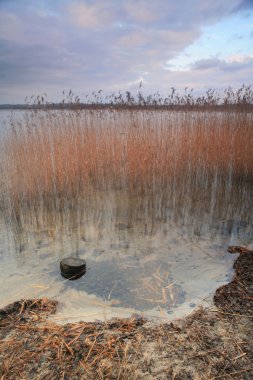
0, 0, 253, 103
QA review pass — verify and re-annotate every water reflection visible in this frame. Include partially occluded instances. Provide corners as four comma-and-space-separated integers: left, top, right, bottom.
7, 168, 253, 247
0, 172, 252, 321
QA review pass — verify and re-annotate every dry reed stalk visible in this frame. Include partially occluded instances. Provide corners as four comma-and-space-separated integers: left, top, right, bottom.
1, 109, 253, 231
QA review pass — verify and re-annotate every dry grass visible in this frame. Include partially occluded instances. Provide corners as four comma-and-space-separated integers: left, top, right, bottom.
1, 109, 253, 235
2, 110, 253, 205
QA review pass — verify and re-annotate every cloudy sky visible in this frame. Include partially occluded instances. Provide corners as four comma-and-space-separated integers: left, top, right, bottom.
0, 0, 253, 103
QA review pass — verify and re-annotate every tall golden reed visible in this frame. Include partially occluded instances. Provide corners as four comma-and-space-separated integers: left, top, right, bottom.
1, 108, 253, 229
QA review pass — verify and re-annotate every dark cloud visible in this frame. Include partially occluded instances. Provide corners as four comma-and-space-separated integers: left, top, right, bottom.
232, 0, 253, 12
192, 58, 221, 70
192, 57, 253, 72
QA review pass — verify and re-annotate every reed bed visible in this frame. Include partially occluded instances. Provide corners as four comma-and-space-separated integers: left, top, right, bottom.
1, 102, 253, 234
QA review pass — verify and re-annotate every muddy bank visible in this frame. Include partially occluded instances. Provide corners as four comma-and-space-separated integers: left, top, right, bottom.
0, 247, 252, 380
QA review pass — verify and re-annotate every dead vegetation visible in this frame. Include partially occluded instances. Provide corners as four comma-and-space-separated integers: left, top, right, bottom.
1, 107, 253, 233
1, 248, 252, 380
0, 87, 252, 235
4, 110, 253, 200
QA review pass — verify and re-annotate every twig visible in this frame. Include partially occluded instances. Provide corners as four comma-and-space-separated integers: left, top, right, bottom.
214, 367, 253, 378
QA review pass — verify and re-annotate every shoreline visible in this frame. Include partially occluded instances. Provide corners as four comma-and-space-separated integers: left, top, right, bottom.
0, 247, 252, 379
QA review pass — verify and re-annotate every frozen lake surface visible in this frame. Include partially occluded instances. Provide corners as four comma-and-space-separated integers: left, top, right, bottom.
0, 216, 240, 323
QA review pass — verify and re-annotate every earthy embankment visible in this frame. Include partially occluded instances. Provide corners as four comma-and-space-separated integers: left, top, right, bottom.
0, 247, 252, 380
